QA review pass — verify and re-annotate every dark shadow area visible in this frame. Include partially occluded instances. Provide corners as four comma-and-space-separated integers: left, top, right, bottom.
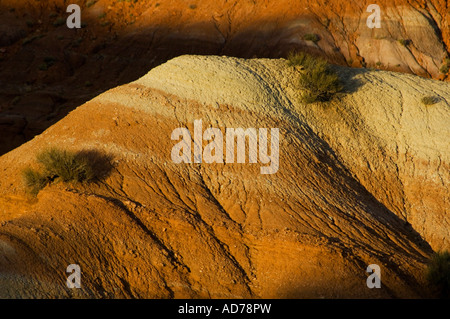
1, 1, 448, 157
75, 149, 115, 182
426, 251, 450, 299
276, 103, 435, 298
0, 2, 350, 156
333, 65, 368, 94
281, 104, 434, 256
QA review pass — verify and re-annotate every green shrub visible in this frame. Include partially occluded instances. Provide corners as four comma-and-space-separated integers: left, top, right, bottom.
303, 33, 320, 43
287, 51, 343, 103
426, 251, 450, 298
286, 51, 313, 67
22, 148, 110, 195
36, 148, 95, 183
22, 168, 48, 196
421, 95, 439, 106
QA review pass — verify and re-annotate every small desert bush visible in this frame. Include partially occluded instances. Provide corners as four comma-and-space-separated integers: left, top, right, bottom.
421, 95, 439, 106
286, 51, 314, 67
303, 33, 320, 43
23, 148, 110, 195
37, 148, 95, 183
22, 168, 48, 196
426, 251, 450, 298
287, 51, 343, 103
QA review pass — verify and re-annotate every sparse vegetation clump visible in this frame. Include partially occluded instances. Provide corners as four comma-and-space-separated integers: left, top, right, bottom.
22, 168, 49, 196
421, 95, 439, 106
287, 51, 343, 103
303, 33, 320, 43
22, 148, 110, 196
426, 251, 450, 298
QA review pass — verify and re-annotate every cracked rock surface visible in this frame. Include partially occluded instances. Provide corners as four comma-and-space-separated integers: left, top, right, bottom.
0, 55, 448, 298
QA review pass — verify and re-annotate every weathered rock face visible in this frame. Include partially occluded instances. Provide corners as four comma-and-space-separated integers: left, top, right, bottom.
0, 55, 448, 298
0, 0, 449, 155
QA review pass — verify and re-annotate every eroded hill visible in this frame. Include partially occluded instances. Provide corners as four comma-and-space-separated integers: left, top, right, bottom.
1, 0, 450, 154
0, 55, 448, 298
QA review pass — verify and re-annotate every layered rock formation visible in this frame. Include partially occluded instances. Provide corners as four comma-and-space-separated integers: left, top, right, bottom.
0, 55, 448, 298
1, 0, 449, 154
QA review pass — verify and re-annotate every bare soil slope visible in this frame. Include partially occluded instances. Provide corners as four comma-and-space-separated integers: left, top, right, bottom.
0, 55, 448, 298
